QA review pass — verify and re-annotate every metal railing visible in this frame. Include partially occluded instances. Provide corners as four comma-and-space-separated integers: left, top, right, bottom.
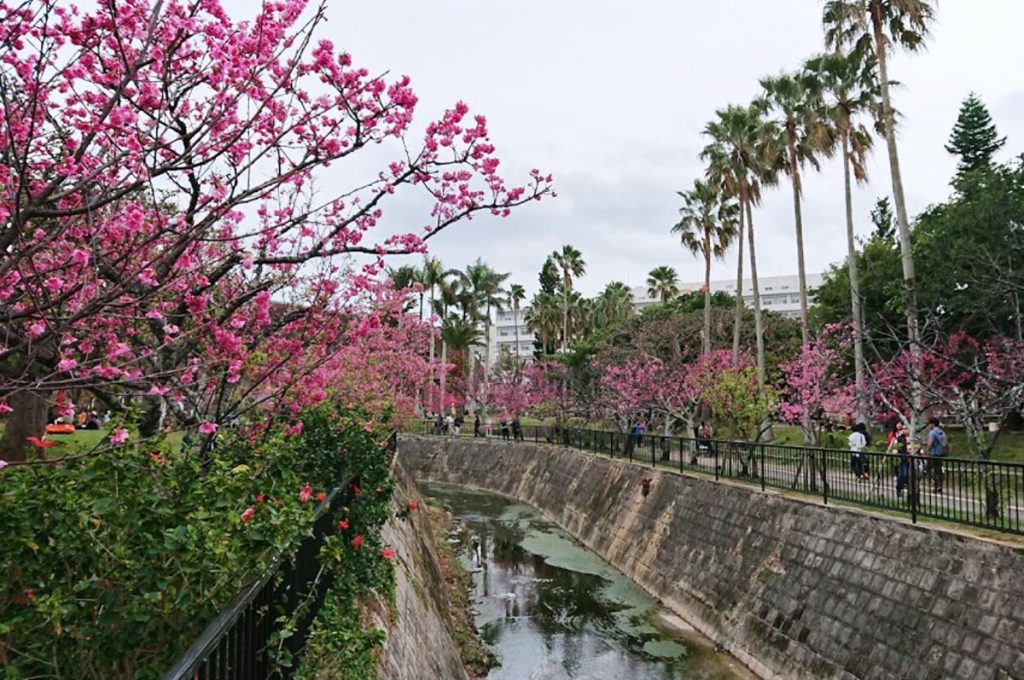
410, 422, 1024, 536
164, 431, 397, 680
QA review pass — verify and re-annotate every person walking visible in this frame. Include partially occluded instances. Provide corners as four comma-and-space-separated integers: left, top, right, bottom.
511, 416, 522, 441
926, 418, 948, 493
474, 414, 482, 437
887, 422, 911, 499
849, 423, 868, 482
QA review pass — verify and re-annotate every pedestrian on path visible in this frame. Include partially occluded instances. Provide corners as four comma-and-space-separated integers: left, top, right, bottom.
926, 418, 948, 493
849, 423, 868, 481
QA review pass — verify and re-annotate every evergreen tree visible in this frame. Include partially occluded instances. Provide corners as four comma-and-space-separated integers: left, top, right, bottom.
538, 255, 560, 295
870, 196, 895, 242
945, 93, 1006, 178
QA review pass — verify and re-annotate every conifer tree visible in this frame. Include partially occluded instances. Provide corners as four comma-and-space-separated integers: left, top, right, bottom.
946, 93, 1006, 177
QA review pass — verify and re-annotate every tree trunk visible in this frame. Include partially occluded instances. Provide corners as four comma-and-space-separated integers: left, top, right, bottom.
561, 283, 569, 353
732, 201, 746, 365
0, 388, 50, 462
513, 305, 521, 373
788, 137, 811, 347
746, 197, 766, 390
843, 132, 867, 423
439, 341, 447, 414
138, 395, 167, 439
703, 237, 712, 356
873, 9, 922, 435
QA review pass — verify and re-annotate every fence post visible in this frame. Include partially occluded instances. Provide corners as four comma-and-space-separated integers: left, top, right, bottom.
714, 443, 719, 481
820, 448, 828, 505
651, 439, 655, 469
909, 454, 918, 525
760, 444, 766, 492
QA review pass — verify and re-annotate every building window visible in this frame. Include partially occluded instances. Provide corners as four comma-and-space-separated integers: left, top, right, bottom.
765, 286, 773, 291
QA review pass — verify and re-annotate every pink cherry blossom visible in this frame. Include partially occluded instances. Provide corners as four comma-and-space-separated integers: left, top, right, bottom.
111, 429, 130, 446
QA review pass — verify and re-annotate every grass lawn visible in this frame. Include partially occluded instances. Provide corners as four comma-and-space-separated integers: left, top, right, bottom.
3, 426, 186, 458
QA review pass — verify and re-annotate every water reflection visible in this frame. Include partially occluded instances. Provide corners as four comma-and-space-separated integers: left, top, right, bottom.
423, 483, 751, 680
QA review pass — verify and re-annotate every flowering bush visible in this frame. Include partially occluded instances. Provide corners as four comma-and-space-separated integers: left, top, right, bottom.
0, 403, 395, 678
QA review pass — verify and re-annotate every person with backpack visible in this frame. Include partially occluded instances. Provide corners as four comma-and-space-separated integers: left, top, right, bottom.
926, 417, 948, 493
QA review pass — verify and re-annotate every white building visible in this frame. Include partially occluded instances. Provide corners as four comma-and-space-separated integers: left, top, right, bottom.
484, 273, 823, 367
486, 308, 534, 366
632, 273, 823, 320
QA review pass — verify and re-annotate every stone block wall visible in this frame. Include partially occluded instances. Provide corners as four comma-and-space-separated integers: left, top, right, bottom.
398, 435, 1024, 680
372, 462, 469, 680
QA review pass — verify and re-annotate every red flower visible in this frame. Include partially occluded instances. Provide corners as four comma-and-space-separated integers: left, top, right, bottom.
352, 484, 361, 497
148, 451, 165, 465
298, 485, 312, 503
338, 520, 350, 531
25, 436, 56, 449
315, 491, 326, 503
381, 548, 396, 561
240, 507, 256, 523
407, 502, 419, 511
256, 494, 265, 504
24, 588, 36, 601
351, 534, 363, 549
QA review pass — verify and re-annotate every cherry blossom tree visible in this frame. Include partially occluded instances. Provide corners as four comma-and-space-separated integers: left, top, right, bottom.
778, 324, 857, 445
0, 0, 551, 461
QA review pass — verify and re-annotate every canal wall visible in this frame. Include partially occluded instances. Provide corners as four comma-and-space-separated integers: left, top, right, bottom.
372, 463, 469, 680
398, 435, 1024, 680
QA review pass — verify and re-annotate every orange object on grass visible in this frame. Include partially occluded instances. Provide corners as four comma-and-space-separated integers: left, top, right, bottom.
45, 423, 76, 435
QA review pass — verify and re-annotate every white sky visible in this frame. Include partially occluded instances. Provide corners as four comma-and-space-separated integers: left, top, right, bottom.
226, 1, 1024, 297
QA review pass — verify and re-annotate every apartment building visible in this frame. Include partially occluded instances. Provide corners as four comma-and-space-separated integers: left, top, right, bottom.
485, 273, 822, 367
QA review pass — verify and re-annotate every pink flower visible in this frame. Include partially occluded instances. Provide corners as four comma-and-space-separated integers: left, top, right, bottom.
0, 402, 12, 414
57, 358, 78, 372
352, 535, 363, 549
110, 429, 129, 446
198, 422, 218, 435
298, 485, 313, 503
0, 460, 8, 471
382, 547, 396, 561
241, 507, 257, 523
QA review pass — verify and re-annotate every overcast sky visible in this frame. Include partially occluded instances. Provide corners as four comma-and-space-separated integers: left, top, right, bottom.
228, 0, 1024, 298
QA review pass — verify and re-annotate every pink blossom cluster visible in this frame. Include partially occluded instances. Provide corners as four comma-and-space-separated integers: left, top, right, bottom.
0, 0, 551, 456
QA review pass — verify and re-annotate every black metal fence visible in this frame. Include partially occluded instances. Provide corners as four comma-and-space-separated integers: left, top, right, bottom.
410, 421, 1024, 536
164, 432, 397, 680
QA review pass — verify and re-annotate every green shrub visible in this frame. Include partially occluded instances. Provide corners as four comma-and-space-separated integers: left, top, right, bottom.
0, 403, 396, 680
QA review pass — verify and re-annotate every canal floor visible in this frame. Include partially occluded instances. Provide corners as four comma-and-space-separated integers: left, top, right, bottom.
422, 483, 754, 680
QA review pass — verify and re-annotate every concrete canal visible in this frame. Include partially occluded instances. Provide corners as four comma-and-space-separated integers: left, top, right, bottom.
423, 483, 752, 680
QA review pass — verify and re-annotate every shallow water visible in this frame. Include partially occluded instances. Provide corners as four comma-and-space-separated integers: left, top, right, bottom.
422, 483, 753, 680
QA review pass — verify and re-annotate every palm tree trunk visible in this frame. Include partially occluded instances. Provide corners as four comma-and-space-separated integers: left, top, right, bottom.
844, 133, 867, 423
439, 341, 447, 414
561, 284, 569, 353
732, 201, 746, 365
873, 9, 922, 435
788, 138, 811, 347
703, 235, 712, 356
745, 197, 766, 390
513, 305, 521, 373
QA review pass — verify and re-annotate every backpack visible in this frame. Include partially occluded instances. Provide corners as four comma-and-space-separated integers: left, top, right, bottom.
933, 428, 949, 457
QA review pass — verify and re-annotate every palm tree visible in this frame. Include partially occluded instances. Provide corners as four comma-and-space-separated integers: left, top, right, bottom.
702, 103, 779, 386
441, 316, 483, 381
824, 0, 936, 432
526, 291, 562, 355
385, 265, 419, 315
551, 245, 586, 352
459, 258, 509, 370
507, 283, 526, 368
673, 180, 739, 355
646, 266, 680, 304
421, 257, 446, 388
594, 281, 635, 328
805, 51, 880, 421
759, 71, 833, 347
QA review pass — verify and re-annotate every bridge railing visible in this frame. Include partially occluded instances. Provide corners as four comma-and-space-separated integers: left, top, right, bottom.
163, 431, 397, 680
409, 422, 1024, 536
